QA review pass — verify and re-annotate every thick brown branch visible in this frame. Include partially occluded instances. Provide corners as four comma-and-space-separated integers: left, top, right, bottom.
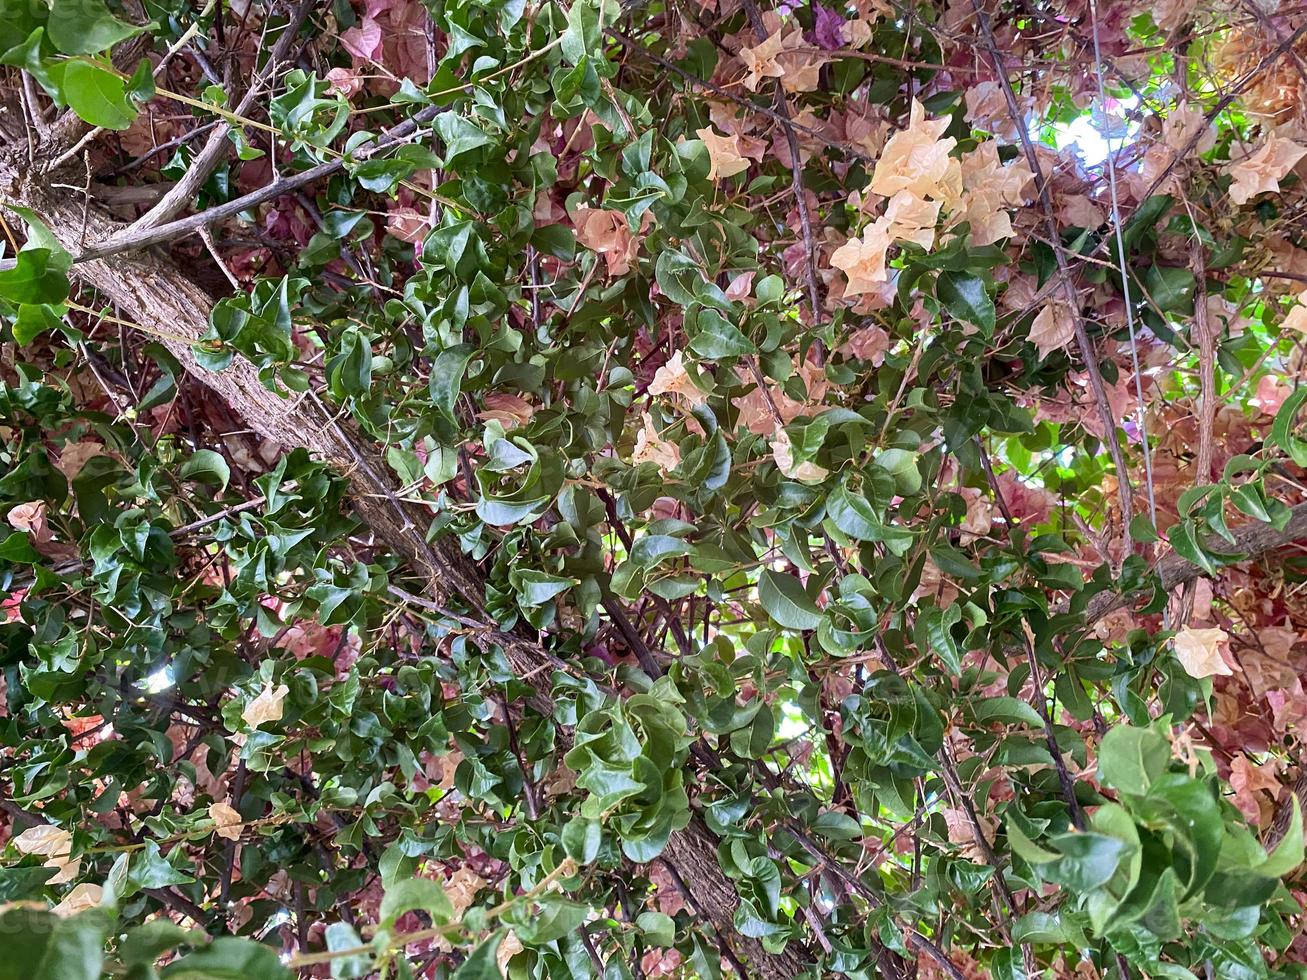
74, 105, 441, 263
1083, 501, 1307, 624
0, 131, 810, 980
126, 0, 321, 232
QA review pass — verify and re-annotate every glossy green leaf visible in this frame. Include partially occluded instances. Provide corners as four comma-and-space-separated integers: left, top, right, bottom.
1098, 725, 1169, 795
180, 449, 231, 491
0, 250, 70, 305
758, 569, 823, 631
1259, 798, 1303, 877
936, 270, 995, 333
47, 0, 142, 54
379, 878, 455, 929
159, 937, 293, 979
1141, 264, 1196, 315
429, 344, 474, 421
451, 933, 503, 980
61, 60, 136, 130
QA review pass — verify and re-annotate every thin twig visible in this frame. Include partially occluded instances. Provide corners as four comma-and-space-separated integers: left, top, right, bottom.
1191, 241, 1215, 485
605, 28, 874, 162
977, 438, 1087, 831
76, 104, 440, 262
739, 0, 822, 331
200, 226, 242, 289
219, 760, 248, 904
1089, 0, 1160, 545
124, 0, 320, 231
937, 743, 1031, 976
971, 0, 1134, 549
497, 690, 541, 820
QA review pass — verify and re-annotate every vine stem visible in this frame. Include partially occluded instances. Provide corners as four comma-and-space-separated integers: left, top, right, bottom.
738, 0, 823, 331
1088, 0, 1160, 553
976, 438, 1087, 831
969, 0, 1136, 551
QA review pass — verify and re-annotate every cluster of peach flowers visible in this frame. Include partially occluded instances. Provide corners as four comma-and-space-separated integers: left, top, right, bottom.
735, 7, 881, 95
830, 100, 1034, 300
738, 22, 827, 93
1224, 133, 1307, 206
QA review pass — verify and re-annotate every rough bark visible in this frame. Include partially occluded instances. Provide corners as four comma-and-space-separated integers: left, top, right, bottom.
12, 114, 1305, 980
1082, 500, 1307, 624
662, 821, 812, 975
0, 140, 811, 979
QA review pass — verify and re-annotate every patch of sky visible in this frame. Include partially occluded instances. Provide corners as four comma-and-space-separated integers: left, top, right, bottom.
1045, 96, 1140, 166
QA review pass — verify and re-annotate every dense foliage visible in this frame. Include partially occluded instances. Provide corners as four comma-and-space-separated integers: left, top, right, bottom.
4, 0, 1307, 976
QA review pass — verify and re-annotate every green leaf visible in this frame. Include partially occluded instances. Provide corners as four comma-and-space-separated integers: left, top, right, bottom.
1137, 774, 1223, 898
0, 866, 55, 902
61, 60, 136, 130
1087, 802, 1143, 921
688, 309, 755, 358
327, 330, 372, 400
936, 270, 995, 333
1271, 387, 1307, 468
515, 896, 590, 943
1146, 966, 1198, 980
452, 933, 504, 980
120, 920, 194, 967
1124, 193, 1176, 249
379, 878, 455, 929
826, 484, 880, 540
1010, 911, 1073, 944
1128, 513, 1159, 543
180, 449, 231, 491
13, 303, 66, 346
429, 344, 474, 421
510, 569, 577, 606
1043, 832, 1132, 891
1098, 725, 1169, 795
124, 58, 154, 101
531, 223, 575, 261
1121, 194, 1173, 248
129, 841, 195, 890
0, 907, 107, 980
324, 922, 371, 979
0, 250, 70, 305
637, 910, 676, 946
160, 937, 294, 979
1006, 818, 1059, 864
630, 534, 694, 568
1141, 264, 1196, 315
0, 29, 59, 96
434, 114, 494, 164
919, 603, 962, 675
654, 250, 703, 306
47, 0, 142, 54
1259, 798, 1303, 877
873, 448, 922, 496
967, 696, 1044, 729
561, 0, 600, 65
103, 850, 130, 905
561, 816, 602, 864
1167, 521, 1219, 577
811, 810, 863, 840
0, 531, 41, 564
758, 569, 823, 631
2, 207, 72, 270
755, 274, 784, 304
